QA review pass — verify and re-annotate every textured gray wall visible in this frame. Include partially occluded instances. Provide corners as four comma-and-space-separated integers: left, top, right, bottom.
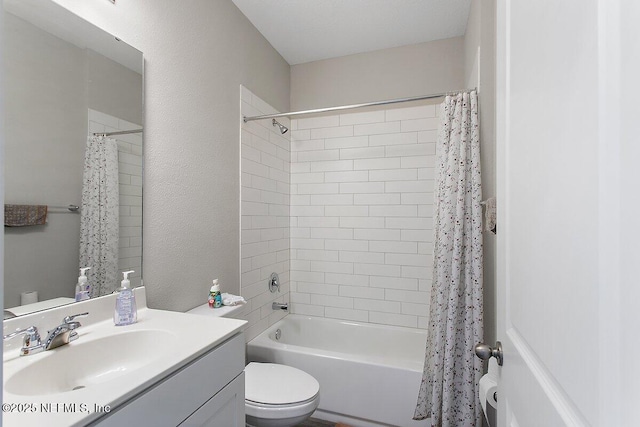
51, 0, 290, 312
291, 37, 465, 111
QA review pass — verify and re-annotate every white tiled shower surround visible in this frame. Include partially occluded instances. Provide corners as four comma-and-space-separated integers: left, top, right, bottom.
88, 109, 143, 288
289, 104, 438, 329
240, 87, 291, 341
240, 87, 436, 333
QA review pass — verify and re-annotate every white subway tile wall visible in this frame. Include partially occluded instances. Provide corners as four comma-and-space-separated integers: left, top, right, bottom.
88, 109, 143, 288
240, 86, 290, 341
290, 103, 439, 329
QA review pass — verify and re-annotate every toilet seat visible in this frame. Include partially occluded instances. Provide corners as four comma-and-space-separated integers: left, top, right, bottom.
244, 362, 320, 421
245, 397, 318, 410
245, 396, 319, 420
245, 362, 320, 405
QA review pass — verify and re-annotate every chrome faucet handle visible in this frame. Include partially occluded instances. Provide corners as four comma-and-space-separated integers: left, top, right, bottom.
3, 326, 44, 356
3, 325, 40, 342
63, 312, 89, 324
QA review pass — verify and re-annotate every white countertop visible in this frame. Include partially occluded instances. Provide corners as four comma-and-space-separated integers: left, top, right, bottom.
7, 297, 76, 317
3, 289, 246, 427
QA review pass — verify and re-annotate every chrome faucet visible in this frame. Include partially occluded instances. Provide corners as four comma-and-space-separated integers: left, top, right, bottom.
3, 312, 88, 356
272, 302, 288, 311
44, 312, 89, 351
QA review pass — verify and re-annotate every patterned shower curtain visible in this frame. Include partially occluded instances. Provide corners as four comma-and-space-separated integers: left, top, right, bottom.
414, 91, 483, 427
79, 134, 119, 297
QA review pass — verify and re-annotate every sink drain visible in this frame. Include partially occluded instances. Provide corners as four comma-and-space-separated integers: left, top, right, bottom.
72, 385, 86, 391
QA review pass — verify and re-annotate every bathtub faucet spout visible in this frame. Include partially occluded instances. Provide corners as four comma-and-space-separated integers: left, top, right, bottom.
272, 302, 288, 312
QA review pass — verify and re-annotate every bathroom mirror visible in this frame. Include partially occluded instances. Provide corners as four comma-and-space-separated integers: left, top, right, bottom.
3, 0, 143, 315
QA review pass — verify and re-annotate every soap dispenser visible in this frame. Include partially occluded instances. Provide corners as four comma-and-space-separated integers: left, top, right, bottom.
114, 270, 137, 326
75, 267, 91, 302
208, 279, 222, 308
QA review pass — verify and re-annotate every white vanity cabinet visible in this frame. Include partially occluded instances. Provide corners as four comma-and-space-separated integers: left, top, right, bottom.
92, 332, 245, 427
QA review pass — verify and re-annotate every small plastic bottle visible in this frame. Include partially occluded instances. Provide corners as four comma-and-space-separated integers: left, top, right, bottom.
209, 279, 222, 308
75, 267, 92, 301
114, 270, 137, 326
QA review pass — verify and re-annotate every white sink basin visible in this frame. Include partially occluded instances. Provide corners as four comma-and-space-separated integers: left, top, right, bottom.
5, 329, 175, 396
3, 292, 247, 427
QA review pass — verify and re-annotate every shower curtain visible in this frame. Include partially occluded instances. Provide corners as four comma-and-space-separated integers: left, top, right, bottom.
79, 134, 119, 297
414, 91, 483, 427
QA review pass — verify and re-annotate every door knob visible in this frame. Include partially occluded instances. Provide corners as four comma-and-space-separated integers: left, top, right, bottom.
475, 341, 503, 366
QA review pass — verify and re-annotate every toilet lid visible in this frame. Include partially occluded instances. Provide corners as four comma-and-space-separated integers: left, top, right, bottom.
245, 362, 319, 405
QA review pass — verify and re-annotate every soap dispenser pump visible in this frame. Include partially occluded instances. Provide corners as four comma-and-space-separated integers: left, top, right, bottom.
75, 267, 92, 301
114, 270, 137, 326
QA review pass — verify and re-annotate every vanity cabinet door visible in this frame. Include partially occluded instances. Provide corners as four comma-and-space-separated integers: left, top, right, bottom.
179, 372, 245, 427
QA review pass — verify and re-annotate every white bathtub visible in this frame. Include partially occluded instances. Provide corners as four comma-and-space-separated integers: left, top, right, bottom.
247, 314, 430, 427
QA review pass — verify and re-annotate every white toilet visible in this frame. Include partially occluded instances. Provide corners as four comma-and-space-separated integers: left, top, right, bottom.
187, 303, 320, 427
245, 362, 319, 427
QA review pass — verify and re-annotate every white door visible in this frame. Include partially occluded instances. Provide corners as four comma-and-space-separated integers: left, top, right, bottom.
495, 1, 640, 426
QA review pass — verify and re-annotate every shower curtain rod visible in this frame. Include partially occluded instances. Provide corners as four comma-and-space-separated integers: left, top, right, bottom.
93, 129, 143, 137
243, 89, 475, 122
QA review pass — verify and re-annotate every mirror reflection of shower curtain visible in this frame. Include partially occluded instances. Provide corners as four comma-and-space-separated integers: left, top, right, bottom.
80, 135, 119, 297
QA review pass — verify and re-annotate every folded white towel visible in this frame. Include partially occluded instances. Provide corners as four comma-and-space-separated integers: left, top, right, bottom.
221, 293, 246, 306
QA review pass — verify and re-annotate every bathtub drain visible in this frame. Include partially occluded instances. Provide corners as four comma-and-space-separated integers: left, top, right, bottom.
275, 329, 281, 340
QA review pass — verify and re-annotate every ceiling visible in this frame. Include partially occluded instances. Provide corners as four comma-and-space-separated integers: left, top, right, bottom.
232, 0, 471, 65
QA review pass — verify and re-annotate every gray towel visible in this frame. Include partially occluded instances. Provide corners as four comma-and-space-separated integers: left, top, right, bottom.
4, 204, 48, 226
